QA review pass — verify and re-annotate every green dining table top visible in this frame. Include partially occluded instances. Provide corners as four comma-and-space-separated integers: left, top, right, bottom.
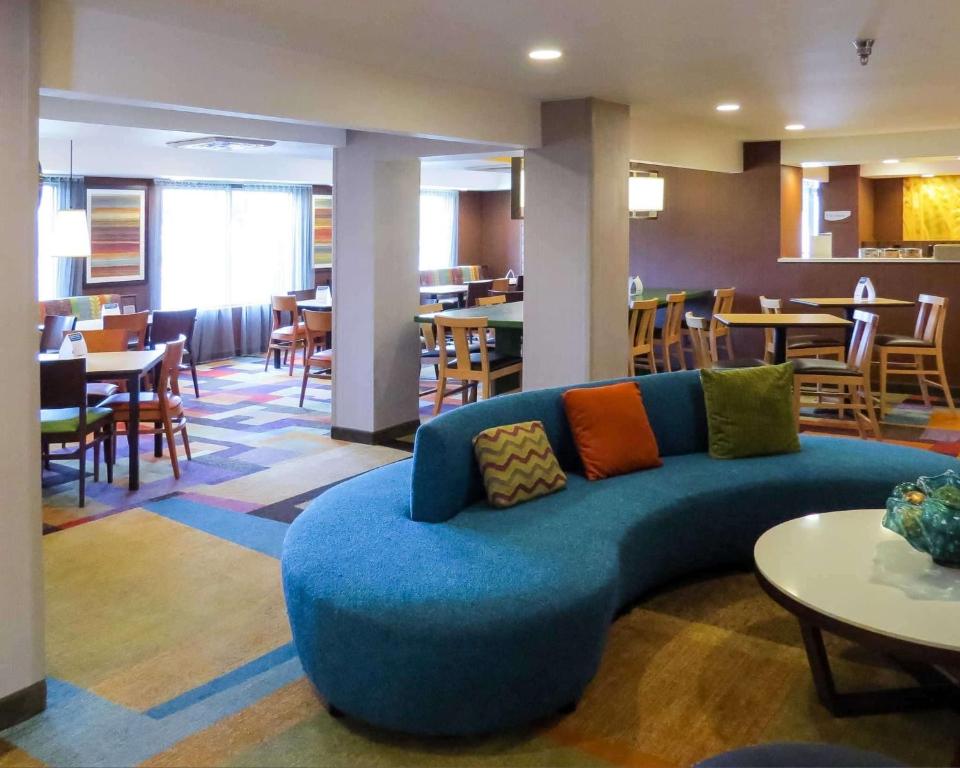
413, 287, 711, 330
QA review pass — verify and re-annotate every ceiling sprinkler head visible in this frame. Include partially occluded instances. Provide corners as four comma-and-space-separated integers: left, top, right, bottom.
854, 38, 875, 66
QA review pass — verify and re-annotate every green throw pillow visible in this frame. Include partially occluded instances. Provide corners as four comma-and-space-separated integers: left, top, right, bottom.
700, 363, 800, 459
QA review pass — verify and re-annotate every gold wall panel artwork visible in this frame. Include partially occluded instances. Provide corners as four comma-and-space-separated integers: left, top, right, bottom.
903, 176, 960, 240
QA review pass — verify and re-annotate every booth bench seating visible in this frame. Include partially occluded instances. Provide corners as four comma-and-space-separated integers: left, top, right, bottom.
281, 370, 959, 736
418, 265, 484, 286
39, 294, 121, 322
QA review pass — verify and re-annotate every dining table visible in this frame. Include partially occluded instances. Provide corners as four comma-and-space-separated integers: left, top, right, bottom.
39, 346, 166, 491
419, 284, 469, 304
715, 313, 852, 365
790, 297, 915, 347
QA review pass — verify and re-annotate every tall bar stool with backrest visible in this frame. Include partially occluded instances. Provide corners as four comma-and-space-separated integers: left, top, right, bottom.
40, 356, 115, 507
299, 309, 334, 407
104, 336, 192, 479
708, 288, 737, 362
686, 313, 764, 370
656, 292, 686, 372
151, 308, 199, 398
40, 314, 76, 353
793, 310, 881, 438
264, 295, 306, 376
433, 314, 522, 415
628, 298, 658, 375
877, 294, 955, 418
104, 310, 150, 350
759, 297, 845, 363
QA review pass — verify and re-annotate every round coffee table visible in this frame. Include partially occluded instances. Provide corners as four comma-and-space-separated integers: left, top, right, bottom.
755, 508, 960, 717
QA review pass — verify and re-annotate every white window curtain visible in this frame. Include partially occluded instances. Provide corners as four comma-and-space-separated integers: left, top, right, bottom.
801, 179, 821, 259
156, 180, 312, 361
419, 190, 459, 270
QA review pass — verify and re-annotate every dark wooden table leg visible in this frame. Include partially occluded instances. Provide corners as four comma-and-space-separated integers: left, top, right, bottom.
800, 622, 842, 714
273, 347, 281, 369
774, 327, 788, 365
127, 372, 141, 491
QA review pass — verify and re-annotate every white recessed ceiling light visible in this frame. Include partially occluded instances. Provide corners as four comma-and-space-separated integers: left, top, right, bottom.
801, 161, 825, 168
785, 124, 805, 131
882, 158, 900, 164
528, 48, 562, 60
715, 103, 740, 112
922, 173, 935, 178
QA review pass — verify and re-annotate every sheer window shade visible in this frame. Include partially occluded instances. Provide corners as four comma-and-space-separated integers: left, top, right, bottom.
419, 190, 459, 270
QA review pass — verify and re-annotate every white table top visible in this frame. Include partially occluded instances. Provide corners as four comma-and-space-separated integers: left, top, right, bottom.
39, 346, 165, 376
419, 284, 469, 295
755, 509, 960, 653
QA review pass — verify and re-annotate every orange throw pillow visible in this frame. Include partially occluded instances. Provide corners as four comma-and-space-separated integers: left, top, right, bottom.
562, 382, 662, 480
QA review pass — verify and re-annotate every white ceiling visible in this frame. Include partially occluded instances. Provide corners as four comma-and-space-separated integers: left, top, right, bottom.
73, 0, 960, 140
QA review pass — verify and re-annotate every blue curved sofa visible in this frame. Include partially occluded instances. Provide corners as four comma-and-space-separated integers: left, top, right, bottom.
282, 371, 958, 736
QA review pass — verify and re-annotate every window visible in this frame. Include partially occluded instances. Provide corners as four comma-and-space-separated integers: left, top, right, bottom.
419, 190, 459, 270
37, 182, 59, 300
801, 179, 821, 259
159, 185, 301, 310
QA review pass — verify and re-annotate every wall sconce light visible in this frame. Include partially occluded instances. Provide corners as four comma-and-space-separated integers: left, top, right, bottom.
510, 157, 524, 219
629, 165, 664, 220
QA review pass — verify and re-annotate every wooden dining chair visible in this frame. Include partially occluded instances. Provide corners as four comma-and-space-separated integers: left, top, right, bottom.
73, 329, 135, 404
40, 356, 115, 507
686, 313, 765, 370
628, 299, 658, 375
709, 288, 737, 361
264, 294, 306, 376
656, 292, 687, 372
40, 314, 77, 353
104, 310, 150, 350
433, 314, 522, 415
299, 309, 334, 407
465, 280, 494, 307
876, 294, 955, 418
104, 336, 192, 479
793, 310, 881, 438
477, 294, 507, 307
759, 296, 844, 363
151, 308, 200, 398
490, 277, 511, 292
488, 290, 524, 303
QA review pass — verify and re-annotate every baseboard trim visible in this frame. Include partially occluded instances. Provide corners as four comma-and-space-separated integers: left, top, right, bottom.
0, 679, 46, 730
330, 419, 421, 446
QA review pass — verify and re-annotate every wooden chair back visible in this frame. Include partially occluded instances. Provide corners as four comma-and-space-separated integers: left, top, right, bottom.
302, 309, 333, 356
490, 278, 510, 292
156, 336, 186, 399
489, 290, 523, 303
914, 294, 948, 345
418, 303, 443, 353
270, 294, 300, 330
628, 299, 658, 356
759, 296, 782, 357
151, 308, 197, 347
847, 310, 879, 372
711, 288, 736, 324
516, 275, 524, 292
104, 310, 150, 349
40, 356, 86, 411
465, 280, 494, 307
685, 312, 714, 369
477, 294, 506, 306
435, 315, 489, 379
662, 292, 686, 343
77, 328, 134, 353
40, 314, 76, 352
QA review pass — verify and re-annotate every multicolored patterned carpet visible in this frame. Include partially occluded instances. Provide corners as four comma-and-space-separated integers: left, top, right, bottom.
2, 359, 958, 767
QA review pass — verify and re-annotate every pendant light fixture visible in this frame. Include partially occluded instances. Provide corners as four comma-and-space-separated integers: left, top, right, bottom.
50, 140, 91, 258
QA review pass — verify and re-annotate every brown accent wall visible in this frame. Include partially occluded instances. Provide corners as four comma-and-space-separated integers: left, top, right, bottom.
630, 142, 960, 384
456, 190, 522, 277
873, 177, 904, 242
820, 165, 860, 258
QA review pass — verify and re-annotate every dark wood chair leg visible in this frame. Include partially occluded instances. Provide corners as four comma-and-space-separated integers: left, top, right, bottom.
190, 361, 200, 398
93, 439, 100, 483
78, 439, 86, 509
154, 424, 163, 458
105, 426, 114, 484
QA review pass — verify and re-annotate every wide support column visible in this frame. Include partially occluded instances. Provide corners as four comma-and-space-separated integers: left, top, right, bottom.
331, 133, 422, 442
523, 99, 630, 389
0, 0, 46, 727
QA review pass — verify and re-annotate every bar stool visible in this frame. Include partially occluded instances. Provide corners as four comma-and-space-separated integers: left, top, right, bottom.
876, 294, 955, 418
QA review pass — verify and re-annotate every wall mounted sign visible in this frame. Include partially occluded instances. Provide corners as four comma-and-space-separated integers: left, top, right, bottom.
824, 210, 851, 222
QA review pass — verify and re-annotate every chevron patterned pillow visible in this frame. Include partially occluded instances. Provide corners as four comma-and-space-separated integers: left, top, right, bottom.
473, 420, 567, 508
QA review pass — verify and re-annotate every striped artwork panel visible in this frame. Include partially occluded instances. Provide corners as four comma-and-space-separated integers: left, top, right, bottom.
312, 194, 333, 267
86, 189, 146, 283
473, 420, 567, 508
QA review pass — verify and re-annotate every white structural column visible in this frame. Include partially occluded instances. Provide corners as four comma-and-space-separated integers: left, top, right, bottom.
523, 99, 631, 389
331, 133, 422, 441
0, 0, 45, 725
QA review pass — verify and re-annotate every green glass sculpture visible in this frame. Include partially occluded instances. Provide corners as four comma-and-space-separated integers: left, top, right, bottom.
884, 469, 960, 567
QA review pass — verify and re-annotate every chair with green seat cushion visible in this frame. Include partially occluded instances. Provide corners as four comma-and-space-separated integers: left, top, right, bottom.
40, 357, 115, 507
